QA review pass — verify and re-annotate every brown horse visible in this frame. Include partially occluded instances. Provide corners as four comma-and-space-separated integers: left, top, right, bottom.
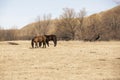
44, 35, 57, 47
31, 35, 46, 48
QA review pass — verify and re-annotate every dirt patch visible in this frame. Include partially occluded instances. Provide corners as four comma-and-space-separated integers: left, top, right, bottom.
98, 59, 106, 61
115, 57, 120, 60
8, 42, 19, 45
90, 51, 96, 53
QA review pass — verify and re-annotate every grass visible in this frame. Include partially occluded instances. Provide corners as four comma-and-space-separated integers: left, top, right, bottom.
0, 40, 120, 80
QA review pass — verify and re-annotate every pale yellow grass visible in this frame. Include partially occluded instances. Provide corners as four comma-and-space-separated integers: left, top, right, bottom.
0, 41, 120, 80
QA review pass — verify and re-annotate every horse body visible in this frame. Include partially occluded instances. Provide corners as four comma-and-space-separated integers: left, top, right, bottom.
31, 35, 46, 48
44, 35, 57, 47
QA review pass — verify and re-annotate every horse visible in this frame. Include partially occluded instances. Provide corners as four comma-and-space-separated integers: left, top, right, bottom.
31, 35, 46, 48
44, 35, 57, 47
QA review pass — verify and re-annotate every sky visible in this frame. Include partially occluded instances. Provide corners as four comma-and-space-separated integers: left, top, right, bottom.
0, 0, 119, 29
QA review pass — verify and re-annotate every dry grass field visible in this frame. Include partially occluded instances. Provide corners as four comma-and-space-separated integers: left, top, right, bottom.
0, 40, 120, 80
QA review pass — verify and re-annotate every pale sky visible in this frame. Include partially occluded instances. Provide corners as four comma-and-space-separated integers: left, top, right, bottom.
0, 0, 119, 29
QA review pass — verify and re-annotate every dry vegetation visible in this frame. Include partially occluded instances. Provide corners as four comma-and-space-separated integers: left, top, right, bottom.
0, 6, 120, 41
20, 5, 120, 41
0, 41, 120, 80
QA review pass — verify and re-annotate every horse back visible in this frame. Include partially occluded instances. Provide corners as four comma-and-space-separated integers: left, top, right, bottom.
45, 35, 57, 41
42, 36, 46, 42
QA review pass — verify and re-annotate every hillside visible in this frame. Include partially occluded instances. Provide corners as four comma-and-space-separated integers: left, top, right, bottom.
1, 6, 119, 41
21, 5, 120, 32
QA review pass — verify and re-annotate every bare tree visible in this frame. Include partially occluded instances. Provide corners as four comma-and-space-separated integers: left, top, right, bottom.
57, 8, 78, 40
85, 14, 101, 41
56, 8, 86, 40
76, 8, 86, 40
0, 26, 5, 41
34, 14, 52, 35
34, 16, 42, 35
102, 12, 120, 40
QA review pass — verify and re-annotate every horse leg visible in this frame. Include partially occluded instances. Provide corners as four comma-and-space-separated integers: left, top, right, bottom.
43, 42, 46, 48
32, 42, 34, 48
39, 42, 42, 47
46, 40, 49, 47
31, 39, 34, 48
35, 42, 38, 48
47, 41, 49, 47
53, 39, 57, 47
53, 41, 56, 47
44, 42, 46, 48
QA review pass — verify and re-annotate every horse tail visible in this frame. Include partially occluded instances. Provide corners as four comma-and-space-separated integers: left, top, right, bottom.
46, 38, 49, 47
31, 38, 34, 48
54, 36, 57, 47
44, 35, 49, 47
42, 36, 46, 48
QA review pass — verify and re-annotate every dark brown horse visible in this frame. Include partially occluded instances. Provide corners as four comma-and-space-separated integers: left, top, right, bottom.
44, 35, 57, 47
31, 35, 46, 48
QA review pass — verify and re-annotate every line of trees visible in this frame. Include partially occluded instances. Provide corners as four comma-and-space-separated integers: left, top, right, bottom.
0, 27, 19, 41
56, 8, 86, 40
0, 6, 120, 41
55, 7, 120, 41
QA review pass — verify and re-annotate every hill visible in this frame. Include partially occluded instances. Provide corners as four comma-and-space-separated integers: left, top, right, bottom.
0, 6, 119, 41
20, 5, 120, 40
21, 5, 120, 30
